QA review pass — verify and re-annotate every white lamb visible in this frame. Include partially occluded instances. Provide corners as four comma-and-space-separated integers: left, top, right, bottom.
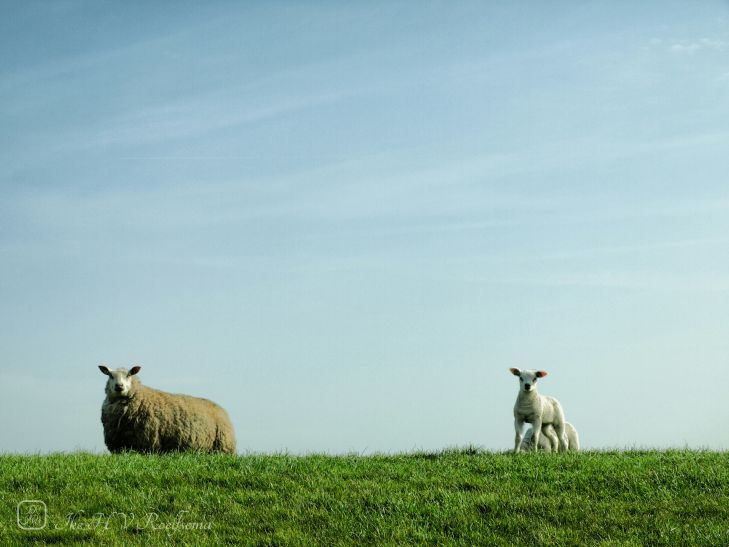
520, 422, 580, 452
510, 368, 568, 453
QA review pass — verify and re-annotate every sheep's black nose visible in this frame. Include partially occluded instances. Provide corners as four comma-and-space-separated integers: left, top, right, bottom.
524, 384, 531, 390
114, 385, 123, 392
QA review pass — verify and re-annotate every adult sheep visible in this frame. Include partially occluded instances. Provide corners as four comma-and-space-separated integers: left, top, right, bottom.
99, 365, 236, 454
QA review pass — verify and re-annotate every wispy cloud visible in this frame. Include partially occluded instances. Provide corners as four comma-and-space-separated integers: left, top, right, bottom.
8, 119, 729, 241
489, 271, 729, 292
669, 37, 726, 53
0, 22, 200, 99
482, 237, 729, 264
91, 89, 352, 149
9, 151, 567, 231
650, 35, 726, 54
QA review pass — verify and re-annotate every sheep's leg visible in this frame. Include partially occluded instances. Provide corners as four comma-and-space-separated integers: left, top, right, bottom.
554, 421, 568, 452
520, 428, 533, 452
514, 418, 525, 453
542, 425, 559, 453
530, 417, 543, 452
569, 427, 580, 451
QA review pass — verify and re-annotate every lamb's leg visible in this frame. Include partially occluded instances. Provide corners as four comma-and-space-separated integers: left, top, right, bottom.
554, 421, 568, 452
530, 417, 543, 452
542, 425, 559, 453
514, 418, 525, 453
551, 401, 568, 452
520, 428, 534, 451
569, 426, 580, 451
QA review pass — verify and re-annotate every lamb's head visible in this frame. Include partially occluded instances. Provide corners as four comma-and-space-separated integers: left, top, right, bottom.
99, 365, 141, 399
509, 368, 547, 394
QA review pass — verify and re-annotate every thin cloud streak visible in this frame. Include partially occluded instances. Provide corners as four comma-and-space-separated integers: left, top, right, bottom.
90, 90, 354, 149
488, 272, 729, 292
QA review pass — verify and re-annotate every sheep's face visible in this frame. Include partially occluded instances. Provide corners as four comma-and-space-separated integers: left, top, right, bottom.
509, 368, 547, 393
99, 366, 141, 399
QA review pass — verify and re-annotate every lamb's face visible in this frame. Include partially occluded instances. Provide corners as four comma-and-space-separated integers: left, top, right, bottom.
99, 365, 141, 399
509, 368, 547, 393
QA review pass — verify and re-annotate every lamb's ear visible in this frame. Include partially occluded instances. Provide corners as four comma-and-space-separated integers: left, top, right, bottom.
536, 370, 548, 378
509, 368, 521, 376
128, 366, 141, 376
99, 365, 111, 376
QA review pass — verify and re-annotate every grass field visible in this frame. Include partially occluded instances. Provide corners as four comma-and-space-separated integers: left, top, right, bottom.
1, 449, 727, 545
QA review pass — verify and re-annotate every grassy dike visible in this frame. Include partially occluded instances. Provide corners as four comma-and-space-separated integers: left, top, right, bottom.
1, 450, 728, 545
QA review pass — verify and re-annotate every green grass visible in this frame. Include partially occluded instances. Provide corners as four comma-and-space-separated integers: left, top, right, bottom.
1, 449, 728, 545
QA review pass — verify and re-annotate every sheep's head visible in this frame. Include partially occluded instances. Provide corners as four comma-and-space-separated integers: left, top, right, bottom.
509, 368, 547, 393
99, 365, 141, 399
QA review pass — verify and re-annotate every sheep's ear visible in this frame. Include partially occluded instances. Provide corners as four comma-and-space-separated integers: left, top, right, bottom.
99, 366, 111, 376
128, 366, 141, 376
509, 368, 521, 376
536, 370, 548, 378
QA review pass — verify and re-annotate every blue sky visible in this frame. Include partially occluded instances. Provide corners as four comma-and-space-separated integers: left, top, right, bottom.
1, 1, 728, 453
